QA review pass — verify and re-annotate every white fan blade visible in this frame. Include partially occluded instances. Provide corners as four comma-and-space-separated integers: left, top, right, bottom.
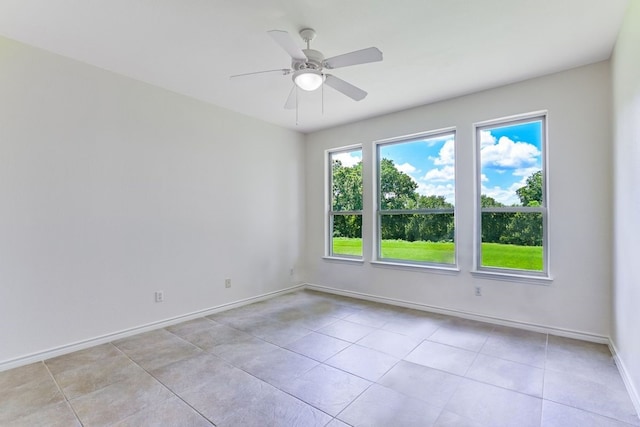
324, 74, 367, 101
284, 85, 296, 110
230, 68, 291, 79
268, 30, 307, 61
324, 47, 383, 69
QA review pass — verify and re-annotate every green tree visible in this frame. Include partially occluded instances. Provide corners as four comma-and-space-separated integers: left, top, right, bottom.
379, 158, 418, 210
331, 160, 362, 238
502, 170, 544, 246
516, 170, 542, 206
332, 160, 362, 211
405, 195, 454, 242
379, 158, 419, 239
480, 195, 509, 244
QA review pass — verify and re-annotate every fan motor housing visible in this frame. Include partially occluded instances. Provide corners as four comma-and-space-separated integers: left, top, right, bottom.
293, 49, 324, 71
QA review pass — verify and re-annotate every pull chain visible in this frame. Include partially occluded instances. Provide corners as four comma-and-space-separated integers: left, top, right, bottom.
322, 80, 324, 115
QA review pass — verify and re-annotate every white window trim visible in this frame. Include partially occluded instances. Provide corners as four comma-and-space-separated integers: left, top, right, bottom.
472, 111, 551, 281
326, 145, 363, 260
373, 128, 458, 269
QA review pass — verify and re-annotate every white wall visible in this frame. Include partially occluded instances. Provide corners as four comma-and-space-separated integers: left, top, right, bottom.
612, 1, 640, 411
306, 62, 612, 338
0, 36, 305, 365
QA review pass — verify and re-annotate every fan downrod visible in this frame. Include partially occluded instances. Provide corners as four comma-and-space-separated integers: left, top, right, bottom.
299, 28, 316, 47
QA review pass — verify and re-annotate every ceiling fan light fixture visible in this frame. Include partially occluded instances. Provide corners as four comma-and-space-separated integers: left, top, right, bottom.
293, 69, 324, 91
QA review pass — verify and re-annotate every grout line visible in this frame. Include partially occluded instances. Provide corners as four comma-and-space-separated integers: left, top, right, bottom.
115, 346, 215, 426
42, 361, 85, 427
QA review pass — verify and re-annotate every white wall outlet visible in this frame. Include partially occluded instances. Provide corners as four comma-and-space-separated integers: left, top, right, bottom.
155, 291, 164, 302
474, 286, 482, 297
225, 278, 231, 288
289, 268, 294, 276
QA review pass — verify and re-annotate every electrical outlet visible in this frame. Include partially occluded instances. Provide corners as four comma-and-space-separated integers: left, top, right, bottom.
225, 279, 231, 288
474, 286, 482, 297
155, 291, 164, 302
289, 268, 294, 276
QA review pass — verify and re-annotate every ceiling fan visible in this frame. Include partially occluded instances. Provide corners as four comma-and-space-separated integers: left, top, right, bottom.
231, 28, 383, 109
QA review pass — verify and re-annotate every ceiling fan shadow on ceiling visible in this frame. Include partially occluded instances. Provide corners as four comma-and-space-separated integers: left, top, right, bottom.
230, 28, 383, 111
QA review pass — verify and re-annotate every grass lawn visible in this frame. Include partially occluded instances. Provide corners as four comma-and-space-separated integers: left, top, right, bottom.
332, 238, 543, 271
480, 242, 543, 271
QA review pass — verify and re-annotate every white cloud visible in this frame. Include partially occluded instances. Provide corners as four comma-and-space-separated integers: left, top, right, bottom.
513, 166, 540, 177
481, 136, 540, 169
481, 173, 531, 206
333, 151, 361, 167
397, 162, 418, 174
480, 130, 496, 148
481, 185, 520, 206
481, 174, 488, 182
431, 139, 455, 166
417, 182, 455, 204
423, 165, 455, 182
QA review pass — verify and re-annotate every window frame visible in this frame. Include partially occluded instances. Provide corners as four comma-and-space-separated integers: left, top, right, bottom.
473, 112, 550, 281
374, 128, 457, 268
326, 145, 363, 260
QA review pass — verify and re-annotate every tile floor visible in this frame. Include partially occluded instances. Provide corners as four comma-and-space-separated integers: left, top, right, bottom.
1, 289, 639, 426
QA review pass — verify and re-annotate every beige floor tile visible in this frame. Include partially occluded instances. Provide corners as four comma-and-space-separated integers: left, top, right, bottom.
6, 401, 81, 427
165, 317, 218, 338
378, 360, 464, 408
325, 344, 399, 381
0, 374, 65, 424
357, 328, 422, 358
465, 353, 544, 397
112, 395, 212, 427
318, 319, 376, 342
70, 369, 174, 427
45, 343, 122, 375
281, 363, 372, 415
405, 341, 477, 376
113, 329, 203, 370
445, 380, 542, 427
285, 331, 351, 361
0, 362, 50, 389
338, 384, 442, 427
52, 352, 143, 399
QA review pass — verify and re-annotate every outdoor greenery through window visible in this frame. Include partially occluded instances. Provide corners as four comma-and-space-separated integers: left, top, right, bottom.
377, 131, 456, 265
329, 147, 363, 257
477, 115, 547, 274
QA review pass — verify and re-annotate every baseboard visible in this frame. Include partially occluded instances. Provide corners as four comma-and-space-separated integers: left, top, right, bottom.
609, 339, 640, 417
0, 284, 305, 373
304, 283, 609, 344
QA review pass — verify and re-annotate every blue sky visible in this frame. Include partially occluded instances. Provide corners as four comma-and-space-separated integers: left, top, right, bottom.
332, 121, 542, 206
480, 121, 542, 205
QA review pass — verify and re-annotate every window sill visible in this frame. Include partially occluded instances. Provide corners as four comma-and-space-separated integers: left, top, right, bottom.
322, 256, 365, 264
471, 269, 553, 285
370, 260, 460, 274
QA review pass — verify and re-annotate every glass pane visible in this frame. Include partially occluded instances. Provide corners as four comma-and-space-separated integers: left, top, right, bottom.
479, 120, 543, 207
379, 134, 455, 210
380, 214, 455, 264
332, 214, 362, 256
331, 149, 362, 211
481, 212, 543, 271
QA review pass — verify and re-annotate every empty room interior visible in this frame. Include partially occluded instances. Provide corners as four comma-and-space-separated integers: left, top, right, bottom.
1, 1, 639, 426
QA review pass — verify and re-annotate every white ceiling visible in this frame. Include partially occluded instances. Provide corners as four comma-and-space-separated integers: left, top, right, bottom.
0, 0, 629, 133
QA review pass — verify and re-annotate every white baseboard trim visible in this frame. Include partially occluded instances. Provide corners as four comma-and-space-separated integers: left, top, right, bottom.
304, 283, 609, 344
0, 284, 305, 373
609, 339, 640, 417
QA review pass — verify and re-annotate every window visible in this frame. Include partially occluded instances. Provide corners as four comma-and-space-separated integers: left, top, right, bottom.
476, 114, 548, 276
376, 131, 456, 266
328, 147, 363, 258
